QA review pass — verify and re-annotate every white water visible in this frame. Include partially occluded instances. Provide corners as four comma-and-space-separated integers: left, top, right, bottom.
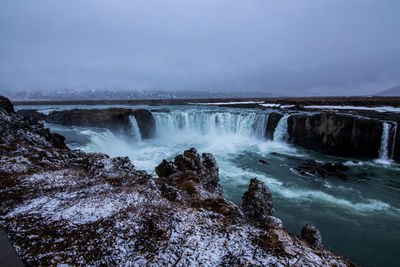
153, 111, 269, 139
273, 115, 289, 142
128, 116, 142, 142
377, 122, 391, 164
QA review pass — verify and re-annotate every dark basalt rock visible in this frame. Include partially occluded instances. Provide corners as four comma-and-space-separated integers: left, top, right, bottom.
44, 108, 155, 138
0, 96, 15, 113
241, 178, 275, 219
394, 125, 400, 162
0, 101, 67, 150
160, 183, 180, 201
201, 152, 220, 193
44, 129, 68, 149
174, 147, 202, 172
191, 197, 241, 217
287, 112, 383, 158
151, 108, 170, 113
294, 160, 348, 180
155, 159, 177, 178
301, 224, 323, 248
132, 109, 156, 139
16, 109, 45, 120
265, 112, 283, 140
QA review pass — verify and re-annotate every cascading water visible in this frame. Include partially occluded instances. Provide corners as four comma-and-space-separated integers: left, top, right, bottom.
253, 113, 269, 138
378, 122, 390, 162
128, 116, 142, 142
273, 115, 289, 142
153, 111, 269, 139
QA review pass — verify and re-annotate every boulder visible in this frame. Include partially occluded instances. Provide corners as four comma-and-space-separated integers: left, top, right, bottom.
241, 178, 275, 221
294, 160, 348, 180
287, 113, 383, 158
265, 113, 283, 140
0, 96, 15, 113
301, 224, 323, 248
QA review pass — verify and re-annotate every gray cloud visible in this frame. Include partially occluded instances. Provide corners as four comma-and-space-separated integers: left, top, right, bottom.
1, 0, 400, 96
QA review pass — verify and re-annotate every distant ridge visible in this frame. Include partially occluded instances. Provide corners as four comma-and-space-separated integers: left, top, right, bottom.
375, 84, 400, 96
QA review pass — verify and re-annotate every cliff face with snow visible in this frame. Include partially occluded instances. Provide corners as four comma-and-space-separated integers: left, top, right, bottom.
0, 96, 354, 266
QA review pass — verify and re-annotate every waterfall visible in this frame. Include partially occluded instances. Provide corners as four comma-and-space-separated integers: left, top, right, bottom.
378, 122, 390, 161
128, 116, 142, 142
152, 111, 269, 138
253, 114, 269, 139
273, 115, 289, 142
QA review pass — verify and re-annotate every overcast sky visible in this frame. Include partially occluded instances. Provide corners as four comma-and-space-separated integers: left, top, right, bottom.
1, 0, 399, 96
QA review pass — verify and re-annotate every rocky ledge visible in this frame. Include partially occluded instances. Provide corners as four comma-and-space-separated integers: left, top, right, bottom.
265, 111, 397, 160
1, 96, 354, 266
17, 108, 156, 139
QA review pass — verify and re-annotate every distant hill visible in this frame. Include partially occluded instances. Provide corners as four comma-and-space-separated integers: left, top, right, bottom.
0, 89, 275, 101
375, 85, 400, 96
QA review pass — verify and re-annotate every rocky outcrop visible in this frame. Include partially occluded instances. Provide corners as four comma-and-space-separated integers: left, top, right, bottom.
301, 224, 323, 248
240, 178, 281, 229
265, 112, 283, 140
0, 107, 67, 150
16, 109, 46, 120
0, 96, 14, 113
0, 96, 354, 266
155, 147, 222, 196
294, 160, 348, 180
287, 113, 383, 158
43, 108, 155, 138
241, 178, 275, 217
394, 124, 400, 162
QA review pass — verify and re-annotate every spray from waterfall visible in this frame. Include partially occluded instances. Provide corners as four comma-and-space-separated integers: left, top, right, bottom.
273, 115, 290, 142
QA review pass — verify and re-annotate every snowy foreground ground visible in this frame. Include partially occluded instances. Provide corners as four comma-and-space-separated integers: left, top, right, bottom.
0, 97, 354, 266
